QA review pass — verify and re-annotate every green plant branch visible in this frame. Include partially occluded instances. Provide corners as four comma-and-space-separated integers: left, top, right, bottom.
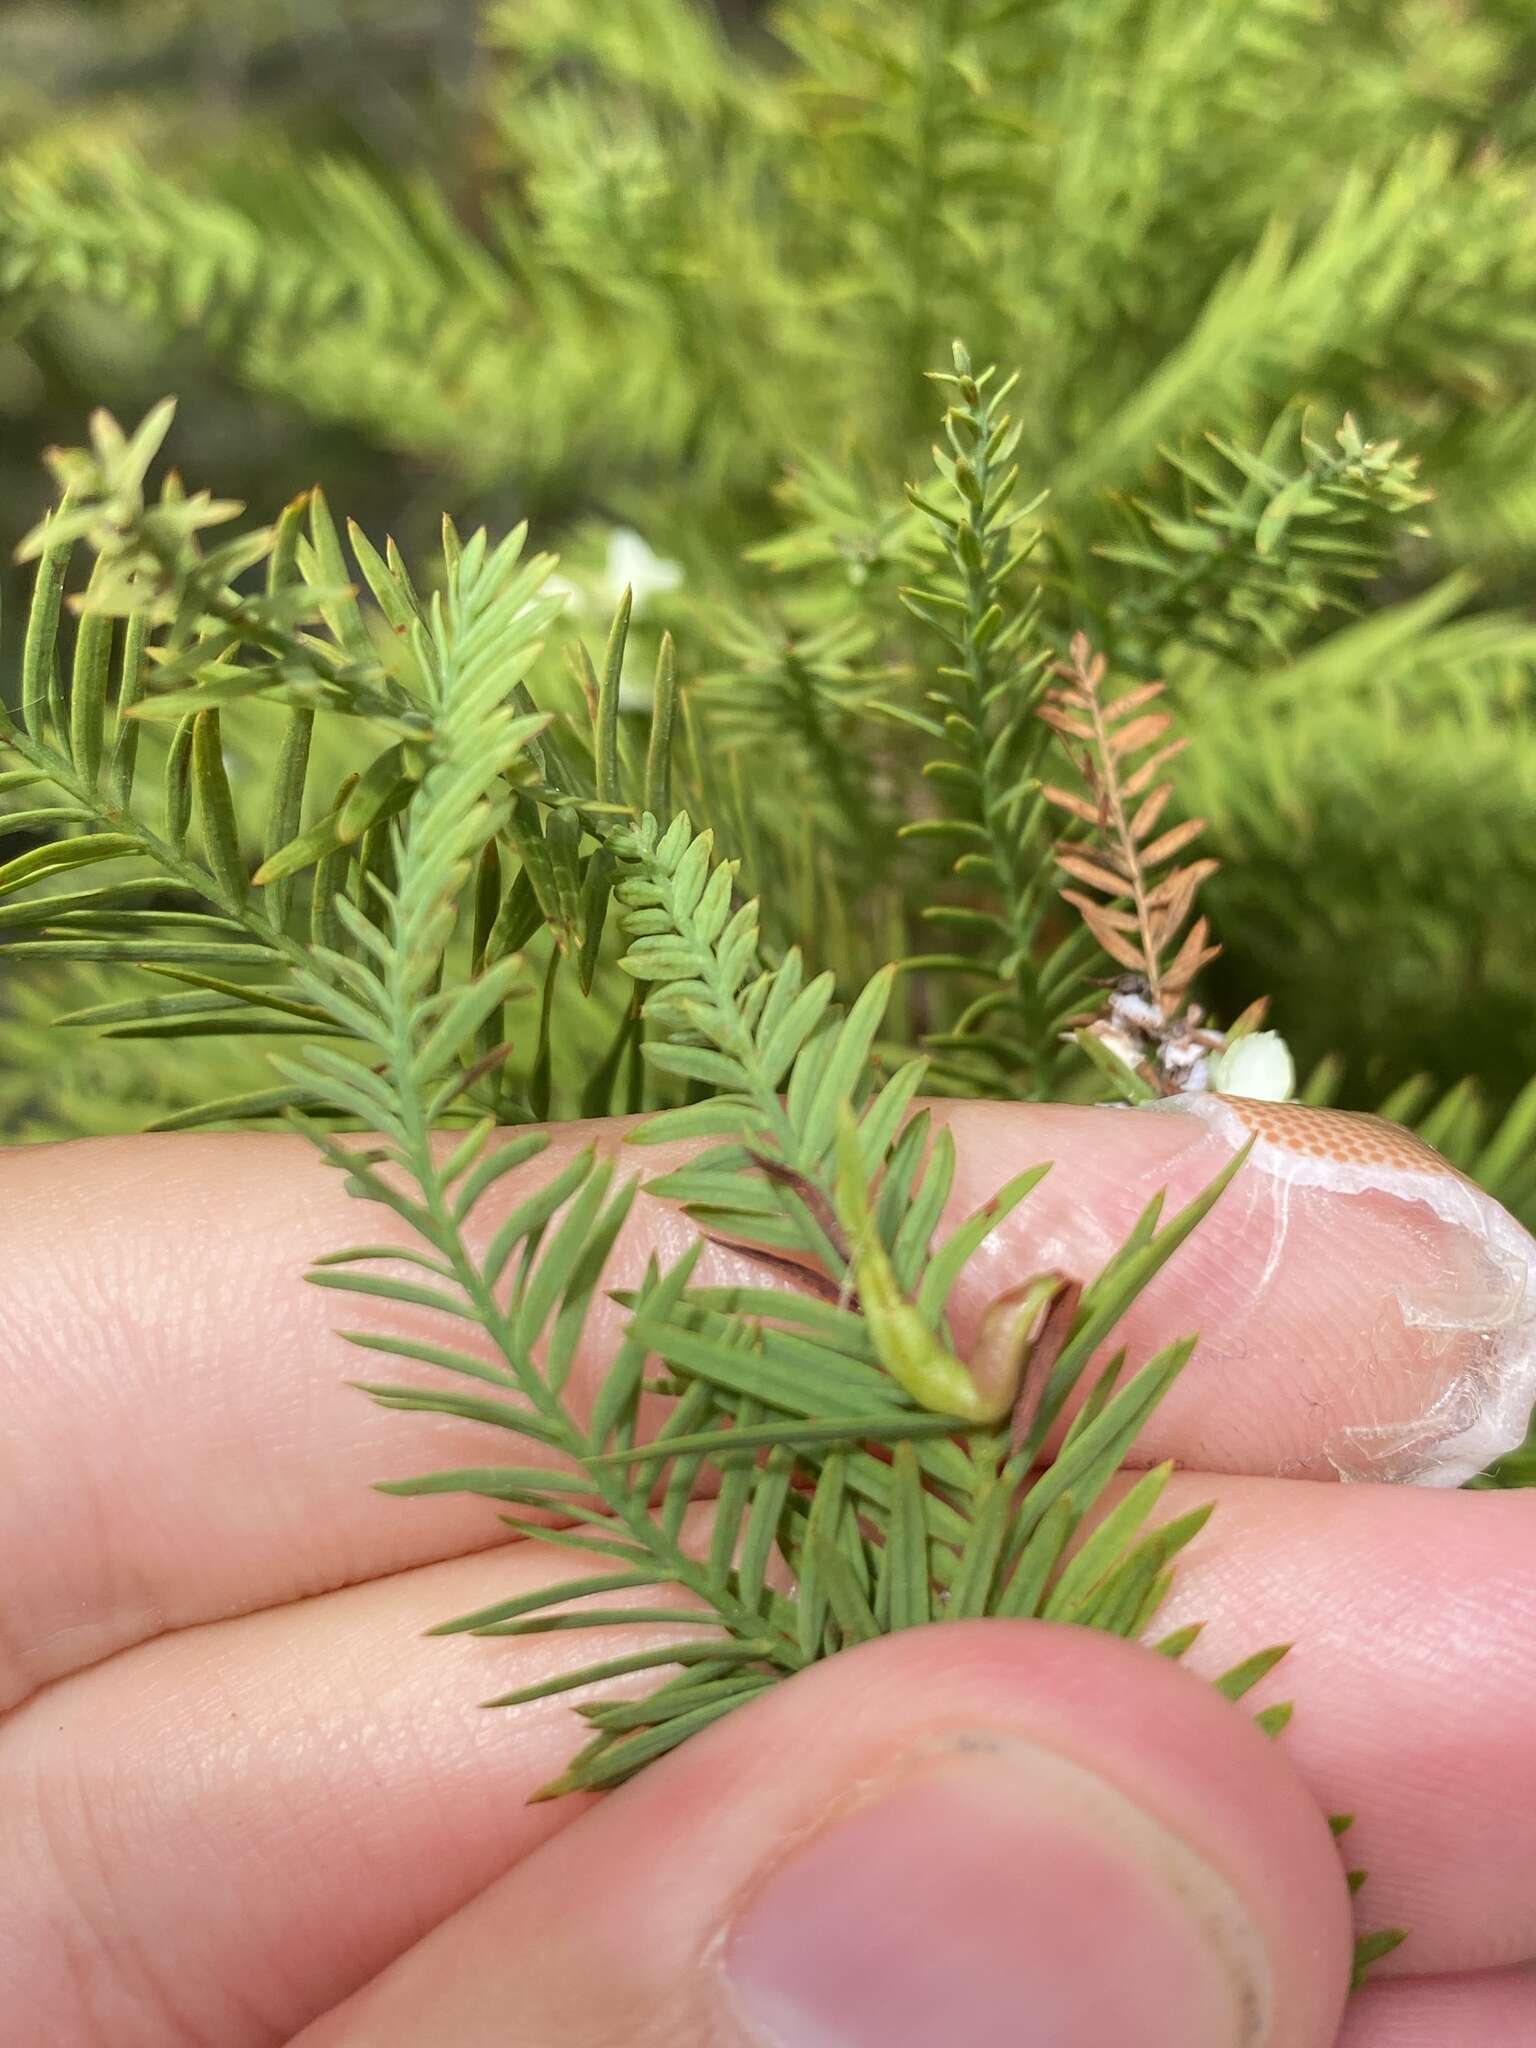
900, 343, 1089, 1092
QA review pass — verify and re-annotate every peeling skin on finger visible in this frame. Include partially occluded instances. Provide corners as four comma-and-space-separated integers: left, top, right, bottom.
1145, 1093, 1536, 1487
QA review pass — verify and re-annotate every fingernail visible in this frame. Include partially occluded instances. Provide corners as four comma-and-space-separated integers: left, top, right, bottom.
723, 1740, 1271, 2048
1149, 1090, 1470, 1187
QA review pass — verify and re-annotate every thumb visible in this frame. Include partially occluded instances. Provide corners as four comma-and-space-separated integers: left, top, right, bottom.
292, 1623, 1352, 2047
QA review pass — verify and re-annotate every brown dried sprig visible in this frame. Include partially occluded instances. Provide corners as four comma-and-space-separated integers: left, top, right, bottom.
1040, 632, 1220, 1013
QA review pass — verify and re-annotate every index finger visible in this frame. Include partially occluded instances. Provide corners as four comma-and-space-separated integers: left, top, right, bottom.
940, 1094, 1536, 1487
1, 1098, 1530, 1710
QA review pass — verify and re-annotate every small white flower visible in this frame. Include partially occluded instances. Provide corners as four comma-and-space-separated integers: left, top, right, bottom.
604, 528, 683, 612
1206, 1030, 1296, 1102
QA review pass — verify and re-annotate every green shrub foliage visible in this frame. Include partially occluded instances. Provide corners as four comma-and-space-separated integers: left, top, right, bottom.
6, 1, 1536, 1100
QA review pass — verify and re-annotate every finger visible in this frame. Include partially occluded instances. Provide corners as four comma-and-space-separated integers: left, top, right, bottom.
936, 1095, 1536, 1488
0, 1541, 598, 2048
0, 1122, 766, 1708
5, 1099, 1531, 1706
1146, 1474, 1536, 1978
289, 1624, 1350, 2048
5, 1483, 1530, 2042
1338, 1969, 1536, 2047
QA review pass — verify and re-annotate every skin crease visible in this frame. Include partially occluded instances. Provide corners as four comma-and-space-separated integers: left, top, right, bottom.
0, 1106, 1532, 2044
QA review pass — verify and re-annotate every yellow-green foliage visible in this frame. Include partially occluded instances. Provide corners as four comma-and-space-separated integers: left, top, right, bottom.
3, 0, 1536, 1118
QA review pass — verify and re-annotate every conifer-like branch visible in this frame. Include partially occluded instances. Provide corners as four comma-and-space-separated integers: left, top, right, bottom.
899, 344, 1091, 1094
0, 407, 567, 1128
1101, 410, 1434, 668
1, 422, 1252, 1797
286, 775, 1258, 1800
1040, 632, 1219, 1013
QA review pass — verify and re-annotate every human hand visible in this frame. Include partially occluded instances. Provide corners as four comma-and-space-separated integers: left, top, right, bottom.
3, 1102, 1533, 2044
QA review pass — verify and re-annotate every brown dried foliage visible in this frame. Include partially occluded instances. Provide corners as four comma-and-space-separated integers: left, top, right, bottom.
1039, 632, 1220, 1011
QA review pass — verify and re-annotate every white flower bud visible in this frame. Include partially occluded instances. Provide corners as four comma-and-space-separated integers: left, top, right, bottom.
1207, 1029, 1296, 1102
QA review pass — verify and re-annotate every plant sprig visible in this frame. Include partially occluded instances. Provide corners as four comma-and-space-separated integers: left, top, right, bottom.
1040, 631, 1220, 1010
1100, 408, 1434, 668
898, 343, 1093, 1095
299, 766, 1263, 1798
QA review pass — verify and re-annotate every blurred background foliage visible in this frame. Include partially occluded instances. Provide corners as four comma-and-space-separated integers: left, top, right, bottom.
3, 0, 1536, 1138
